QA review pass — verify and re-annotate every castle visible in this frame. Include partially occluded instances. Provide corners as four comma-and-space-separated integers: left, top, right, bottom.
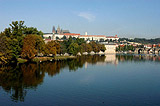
43, 26, 119, 42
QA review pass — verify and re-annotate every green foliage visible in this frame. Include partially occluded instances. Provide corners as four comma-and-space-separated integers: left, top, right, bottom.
68, 43, 80, 55
89, 41, 99, 52
75, 38, 86, 45
0, 53, 7, 65
0, 21, 44, 64
61, 35, 67, 40
116, 45, 135, 52
56, 36, 59, 40
98, 44, 106, 52
59, 37, 106, 55
23, 27, 43, 36
81, 43, 93, 53
59, 41, 68, 54
119, 38, 160, 44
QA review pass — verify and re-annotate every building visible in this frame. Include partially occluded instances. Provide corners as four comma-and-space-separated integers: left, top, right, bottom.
106, 35, 119, 41
43, 33, 53, 40
43, 26, 119, 43
104, 43, 117, 54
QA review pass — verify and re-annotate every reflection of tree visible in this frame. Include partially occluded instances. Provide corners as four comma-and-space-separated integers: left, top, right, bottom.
40, 62, 61, 76
116, 54, 160, 62
0, 55, 107, 102
0, 66, 26, 102
0, 63, 45, 102
66, 55, 106, 71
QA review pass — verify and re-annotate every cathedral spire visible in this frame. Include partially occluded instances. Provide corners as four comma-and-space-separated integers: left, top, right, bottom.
52, 26, 56, 34
57, 25, 61, 34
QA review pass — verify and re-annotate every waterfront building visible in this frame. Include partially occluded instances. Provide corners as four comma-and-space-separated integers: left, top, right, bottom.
104, 43, 117, 54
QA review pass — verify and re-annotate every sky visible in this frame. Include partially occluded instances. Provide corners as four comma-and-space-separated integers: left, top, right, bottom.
0, 0, 160, 38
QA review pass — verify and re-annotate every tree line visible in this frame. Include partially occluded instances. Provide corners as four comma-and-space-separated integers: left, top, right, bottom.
0, 21, 106, 65
119, 38, 160, 44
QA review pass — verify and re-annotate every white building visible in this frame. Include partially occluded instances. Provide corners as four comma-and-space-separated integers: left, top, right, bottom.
43, 32, 119, 43
104, 44, 117, 54
106, 35, 119, 41
43, 33, 53, 40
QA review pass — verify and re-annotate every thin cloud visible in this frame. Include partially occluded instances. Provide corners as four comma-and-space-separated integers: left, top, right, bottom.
78, 12, 95, 22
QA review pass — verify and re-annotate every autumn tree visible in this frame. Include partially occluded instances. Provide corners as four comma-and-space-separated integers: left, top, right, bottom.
45, 41, 60, 56
89, 41, 99, 52
0, 21, 44, 63
98, 44, 106, 52
21, 34, 45, 60
21, 35, 37, 60
81, 43, 93, 53
0, 34, 13, 63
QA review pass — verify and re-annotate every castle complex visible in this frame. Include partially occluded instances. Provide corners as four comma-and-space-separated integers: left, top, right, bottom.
43, 26, 119, 42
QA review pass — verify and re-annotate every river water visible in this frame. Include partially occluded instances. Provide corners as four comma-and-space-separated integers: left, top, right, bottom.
0, 54, 160, 106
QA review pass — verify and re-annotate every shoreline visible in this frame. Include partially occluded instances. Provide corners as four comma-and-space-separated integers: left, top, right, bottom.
4, 53, 160, 65
17, 56, 76, 63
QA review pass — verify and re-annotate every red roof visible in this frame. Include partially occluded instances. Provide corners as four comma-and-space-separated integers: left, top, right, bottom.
63, 33, 80, 36
145, 45, 152, 47
153, 44, 156, 47
120, 44, 125, 47
106, 35, 118, 38
80, 35, 106, 37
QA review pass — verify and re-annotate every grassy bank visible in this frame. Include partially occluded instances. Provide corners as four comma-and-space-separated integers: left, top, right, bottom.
32, 57, 54, 62
54, 56, 76, 60
15, 56, 76, 64
17, 58, 28, 63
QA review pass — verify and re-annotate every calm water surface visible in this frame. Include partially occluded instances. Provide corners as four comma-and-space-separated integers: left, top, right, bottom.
0, 54, 160, 106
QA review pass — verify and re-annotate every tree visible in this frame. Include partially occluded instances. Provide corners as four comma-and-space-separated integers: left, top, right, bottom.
60, 41, 67, 54
81, 43, 93, 53
21, 35, 37, 60
23, 27, 43, 36
89, 41, 99, 52
0, 21, 44, 63
98, 44, 106, 52
35, 35, 45, 54
21, 34, 45, 60
0, 34, 14, 63
0, 53, 7, 65
61, 35, 67, 40
56, 36, 59, 40
45, 41, 60, 56
68, 43, 79, 55
75, 38, 86, 45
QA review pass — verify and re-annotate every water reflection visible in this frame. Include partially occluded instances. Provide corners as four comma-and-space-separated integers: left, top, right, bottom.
0, 54, 160, 102
116, 54, 160, 62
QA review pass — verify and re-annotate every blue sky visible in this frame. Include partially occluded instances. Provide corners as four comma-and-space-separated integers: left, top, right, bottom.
0, 0, 160, 38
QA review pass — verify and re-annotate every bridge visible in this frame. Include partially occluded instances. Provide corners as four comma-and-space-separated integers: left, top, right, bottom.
135, 48, 160, 54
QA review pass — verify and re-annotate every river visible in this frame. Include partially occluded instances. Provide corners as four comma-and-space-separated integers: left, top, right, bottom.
0, 54, 160, 106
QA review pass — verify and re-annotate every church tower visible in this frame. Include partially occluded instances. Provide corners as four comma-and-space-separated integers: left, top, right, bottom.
52, 26, 56, 34
57, 25, 61, 34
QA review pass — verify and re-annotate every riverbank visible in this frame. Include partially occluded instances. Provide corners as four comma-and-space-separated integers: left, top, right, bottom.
17, 56, 76, 63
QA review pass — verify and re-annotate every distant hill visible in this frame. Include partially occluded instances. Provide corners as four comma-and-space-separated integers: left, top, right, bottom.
119, 38, 160, 44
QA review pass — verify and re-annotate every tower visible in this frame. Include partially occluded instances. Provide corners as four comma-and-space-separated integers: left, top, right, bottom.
52, 26, 56, 34
85, 32, 88, 35
57, 25, 61, 34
